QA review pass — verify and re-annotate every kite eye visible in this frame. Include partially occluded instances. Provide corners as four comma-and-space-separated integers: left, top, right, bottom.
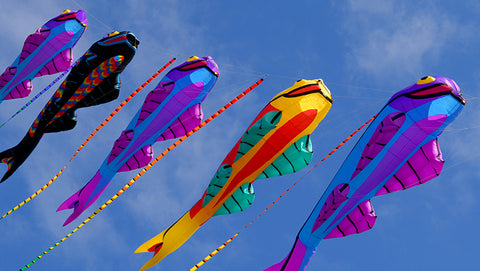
107, 31, 120, 38
417, 76, 435, 85
187, 56, 200, 62
61, 10, 72, 14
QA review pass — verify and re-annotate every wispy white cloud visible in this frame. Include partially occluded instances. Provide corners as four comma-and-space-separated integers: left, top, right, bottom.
343, 0, 460, 77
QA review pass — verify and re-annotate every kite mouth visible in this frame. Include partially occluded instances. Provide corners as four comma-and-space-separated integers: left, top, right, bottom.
274, 82, 333, 103
406, 83, 466, 105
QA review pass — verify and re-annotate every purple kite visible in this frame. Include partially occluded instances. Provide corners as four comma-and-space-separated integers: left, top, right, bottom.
57, 56, 220, 226
266, 76, 465, 271
0, 10, 87, 103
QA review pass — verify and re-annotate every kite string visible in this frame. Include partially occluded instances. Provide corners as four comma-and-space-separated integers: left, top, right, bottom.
70, 0, 113, 32
18, 78, 264, 271
0, 58, 176, 221
189, 113, 378, 271
219, 63, 396, 94
0, 59, 80, 129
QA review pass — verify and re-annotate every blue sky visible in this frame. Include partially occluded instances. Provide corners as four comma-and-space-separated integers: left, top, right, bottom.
0, 1, 479, 270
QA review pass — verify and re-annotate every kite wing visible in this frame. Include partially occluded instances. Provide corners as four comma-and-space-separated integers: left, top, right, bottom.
265, 76, 466, 271
0, 31, 138, 183
134, 79, 333, 271
0, 10, 87, 103
57, 56, 220, 226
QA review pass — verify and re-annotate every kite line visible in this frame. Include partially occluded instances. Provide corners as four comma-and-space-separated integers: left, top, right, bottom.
0, 58, 176, 221
0, 59, 80, 129
189, 113, 378, 271
18, 78, 264, 270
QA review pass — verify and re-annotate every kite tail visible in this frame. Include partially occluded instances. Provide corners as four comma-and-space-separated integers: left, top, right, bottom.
0, 66, 33, 100
57, 171, 110, 226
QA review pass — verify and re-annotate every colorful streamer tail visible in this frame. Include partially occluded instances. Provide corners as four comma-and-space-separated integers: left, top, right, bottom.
0, 58, 176, 221
18, 78, 264, 270
189, 114, 377, 271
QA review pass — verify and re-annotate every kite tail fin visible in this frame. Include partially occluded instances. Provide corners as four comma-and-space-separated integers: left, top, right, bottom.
263, 237, 315, 271
0, 133, 42, 183
57, 189, 82, 212
135, 210, 203, 270
57, 171, 110, 226
0, 66, 33, 100
135, 229, 168, 271
0, 146, 18, 183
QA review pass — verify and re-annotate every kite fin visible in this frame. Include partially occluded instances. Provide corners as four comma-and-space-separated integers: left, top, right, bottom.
376, 138, 444, 196
44, 110, 77, 133
234, 110, 282, 162
71, 55, 124, 109
0, 67, 17, 90
324, 199, 377, 239
202, 164, 255, 216
106, 129, 154, 171
0, 66, 33, 100
134, 81, 175, 128
311, 183, 350, 232
351, 112, 406, 179
108, 130, 134, 164
118, 145, 153, 172
157, 103, 203, 141
17, 28, 51, 65
1, 28, 52, 99
257, 134, 313, 179
57, 171, 110, 226
203, 164, 233, 206
75, 71, 121, 108
213, 183, 255, 216
35, 48, 73, 77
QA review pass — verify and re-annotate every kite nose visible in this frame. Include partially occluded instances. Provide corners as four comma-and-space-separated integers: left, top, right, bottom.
205, 56, 220, 77
74, 10, 88, 27
126, 32, 140, 48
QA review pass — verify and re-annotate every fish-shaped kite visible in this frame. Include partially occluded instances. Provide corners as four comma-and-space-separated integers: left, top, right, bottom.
0, 31, 139, 183
0, 10, 87, 103
57, 56, 220, 226
135, 79, 333, 271
265, 76, 466, 271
